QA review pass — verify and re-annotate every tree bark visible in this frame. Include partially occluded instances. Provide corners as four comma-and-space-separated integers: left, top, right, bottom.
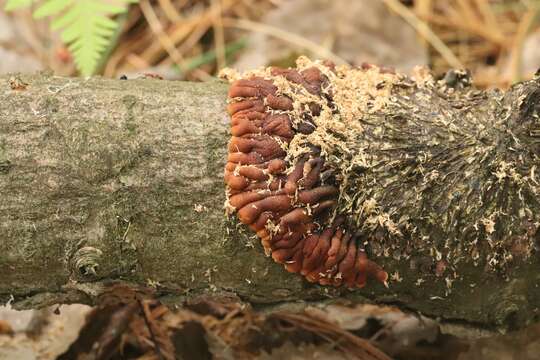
0, 73, 538, 333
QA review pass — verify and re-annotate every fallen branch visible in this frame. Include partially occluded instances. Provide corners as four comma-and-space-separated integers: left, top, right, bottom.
0, 71, 538, 333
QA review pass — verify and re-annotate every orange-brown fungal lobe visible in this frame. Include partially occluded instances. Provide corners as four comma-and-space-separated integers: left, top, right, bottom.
223, 57, 391, 289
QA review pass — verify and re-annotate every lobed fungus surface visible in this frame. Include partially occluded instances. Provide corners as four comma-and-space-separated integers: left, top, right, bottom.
222, 57, 400, 288
222, 57, 540, 289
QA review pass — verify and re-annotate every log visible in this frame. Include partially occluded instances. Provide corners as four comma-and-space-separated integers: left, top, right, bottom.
0, 70, 539, 333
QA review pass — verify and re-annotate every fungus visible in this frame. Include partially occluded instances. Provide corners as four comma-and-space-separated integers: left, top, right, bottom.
223, 58, 390, 288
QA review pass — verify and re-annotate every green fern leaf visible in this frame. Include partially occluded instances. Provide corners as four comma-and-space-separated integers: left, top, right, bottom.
6, 0, 136, 76
63, 0, 134, 76
50, 0, 120, 75
33, 0, 70, 18
4, 0, 33, 11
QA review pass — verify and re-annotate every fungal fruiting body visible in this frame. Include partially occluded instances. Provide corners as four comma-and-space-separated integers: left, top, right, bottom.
223, 58, 389, 288
224, 57, 540, 291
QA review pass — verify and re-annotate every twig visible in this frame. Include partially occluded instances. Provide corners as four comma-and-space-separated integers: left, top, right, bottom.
221, 17, 348, 65
212, 0, 227, 71
510, 3, 540, 83
382, 0, 464, 69
138, 299, 165, 360
139, 0, 189, 73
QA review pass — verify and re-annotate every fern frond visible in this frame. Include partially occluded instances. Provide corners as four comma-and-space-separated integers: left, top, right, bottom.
33, 0, 70, 18
5, 0, 33, 11
5, 0, 136, 76
54, 0, 134, 75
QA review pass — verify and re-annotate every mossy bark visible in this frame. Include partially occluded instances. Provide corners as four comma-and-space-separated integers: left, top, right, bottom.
0, 73, 538, 333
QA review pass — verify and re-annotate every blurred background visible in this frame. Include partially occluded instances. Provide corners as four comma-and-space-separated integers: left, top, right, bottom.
1, 0, 540, 88
1, 0, 540, 359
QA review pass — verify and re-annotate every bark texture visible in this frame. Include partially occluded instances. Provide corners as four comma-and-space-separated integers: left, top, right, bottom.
0, 72, 539, 333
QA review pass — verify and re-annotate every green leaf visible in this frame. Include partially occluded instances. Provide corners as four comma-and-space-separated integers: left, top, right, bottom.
42, 0, 135, 75
33, 0, 71, 18
94, 16, 118, 30
5, 0, 33, 11
50, 5, 79, 31
7, 0, 136, 75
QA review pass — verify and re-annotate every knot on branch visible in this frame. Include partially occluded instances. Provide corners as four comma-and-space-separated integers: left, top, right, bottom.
72, 246, 103, 278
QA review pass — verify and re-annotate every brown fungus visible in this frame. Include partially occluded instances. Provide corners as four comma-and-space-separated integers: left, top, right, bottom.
224, 58, 391, 288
